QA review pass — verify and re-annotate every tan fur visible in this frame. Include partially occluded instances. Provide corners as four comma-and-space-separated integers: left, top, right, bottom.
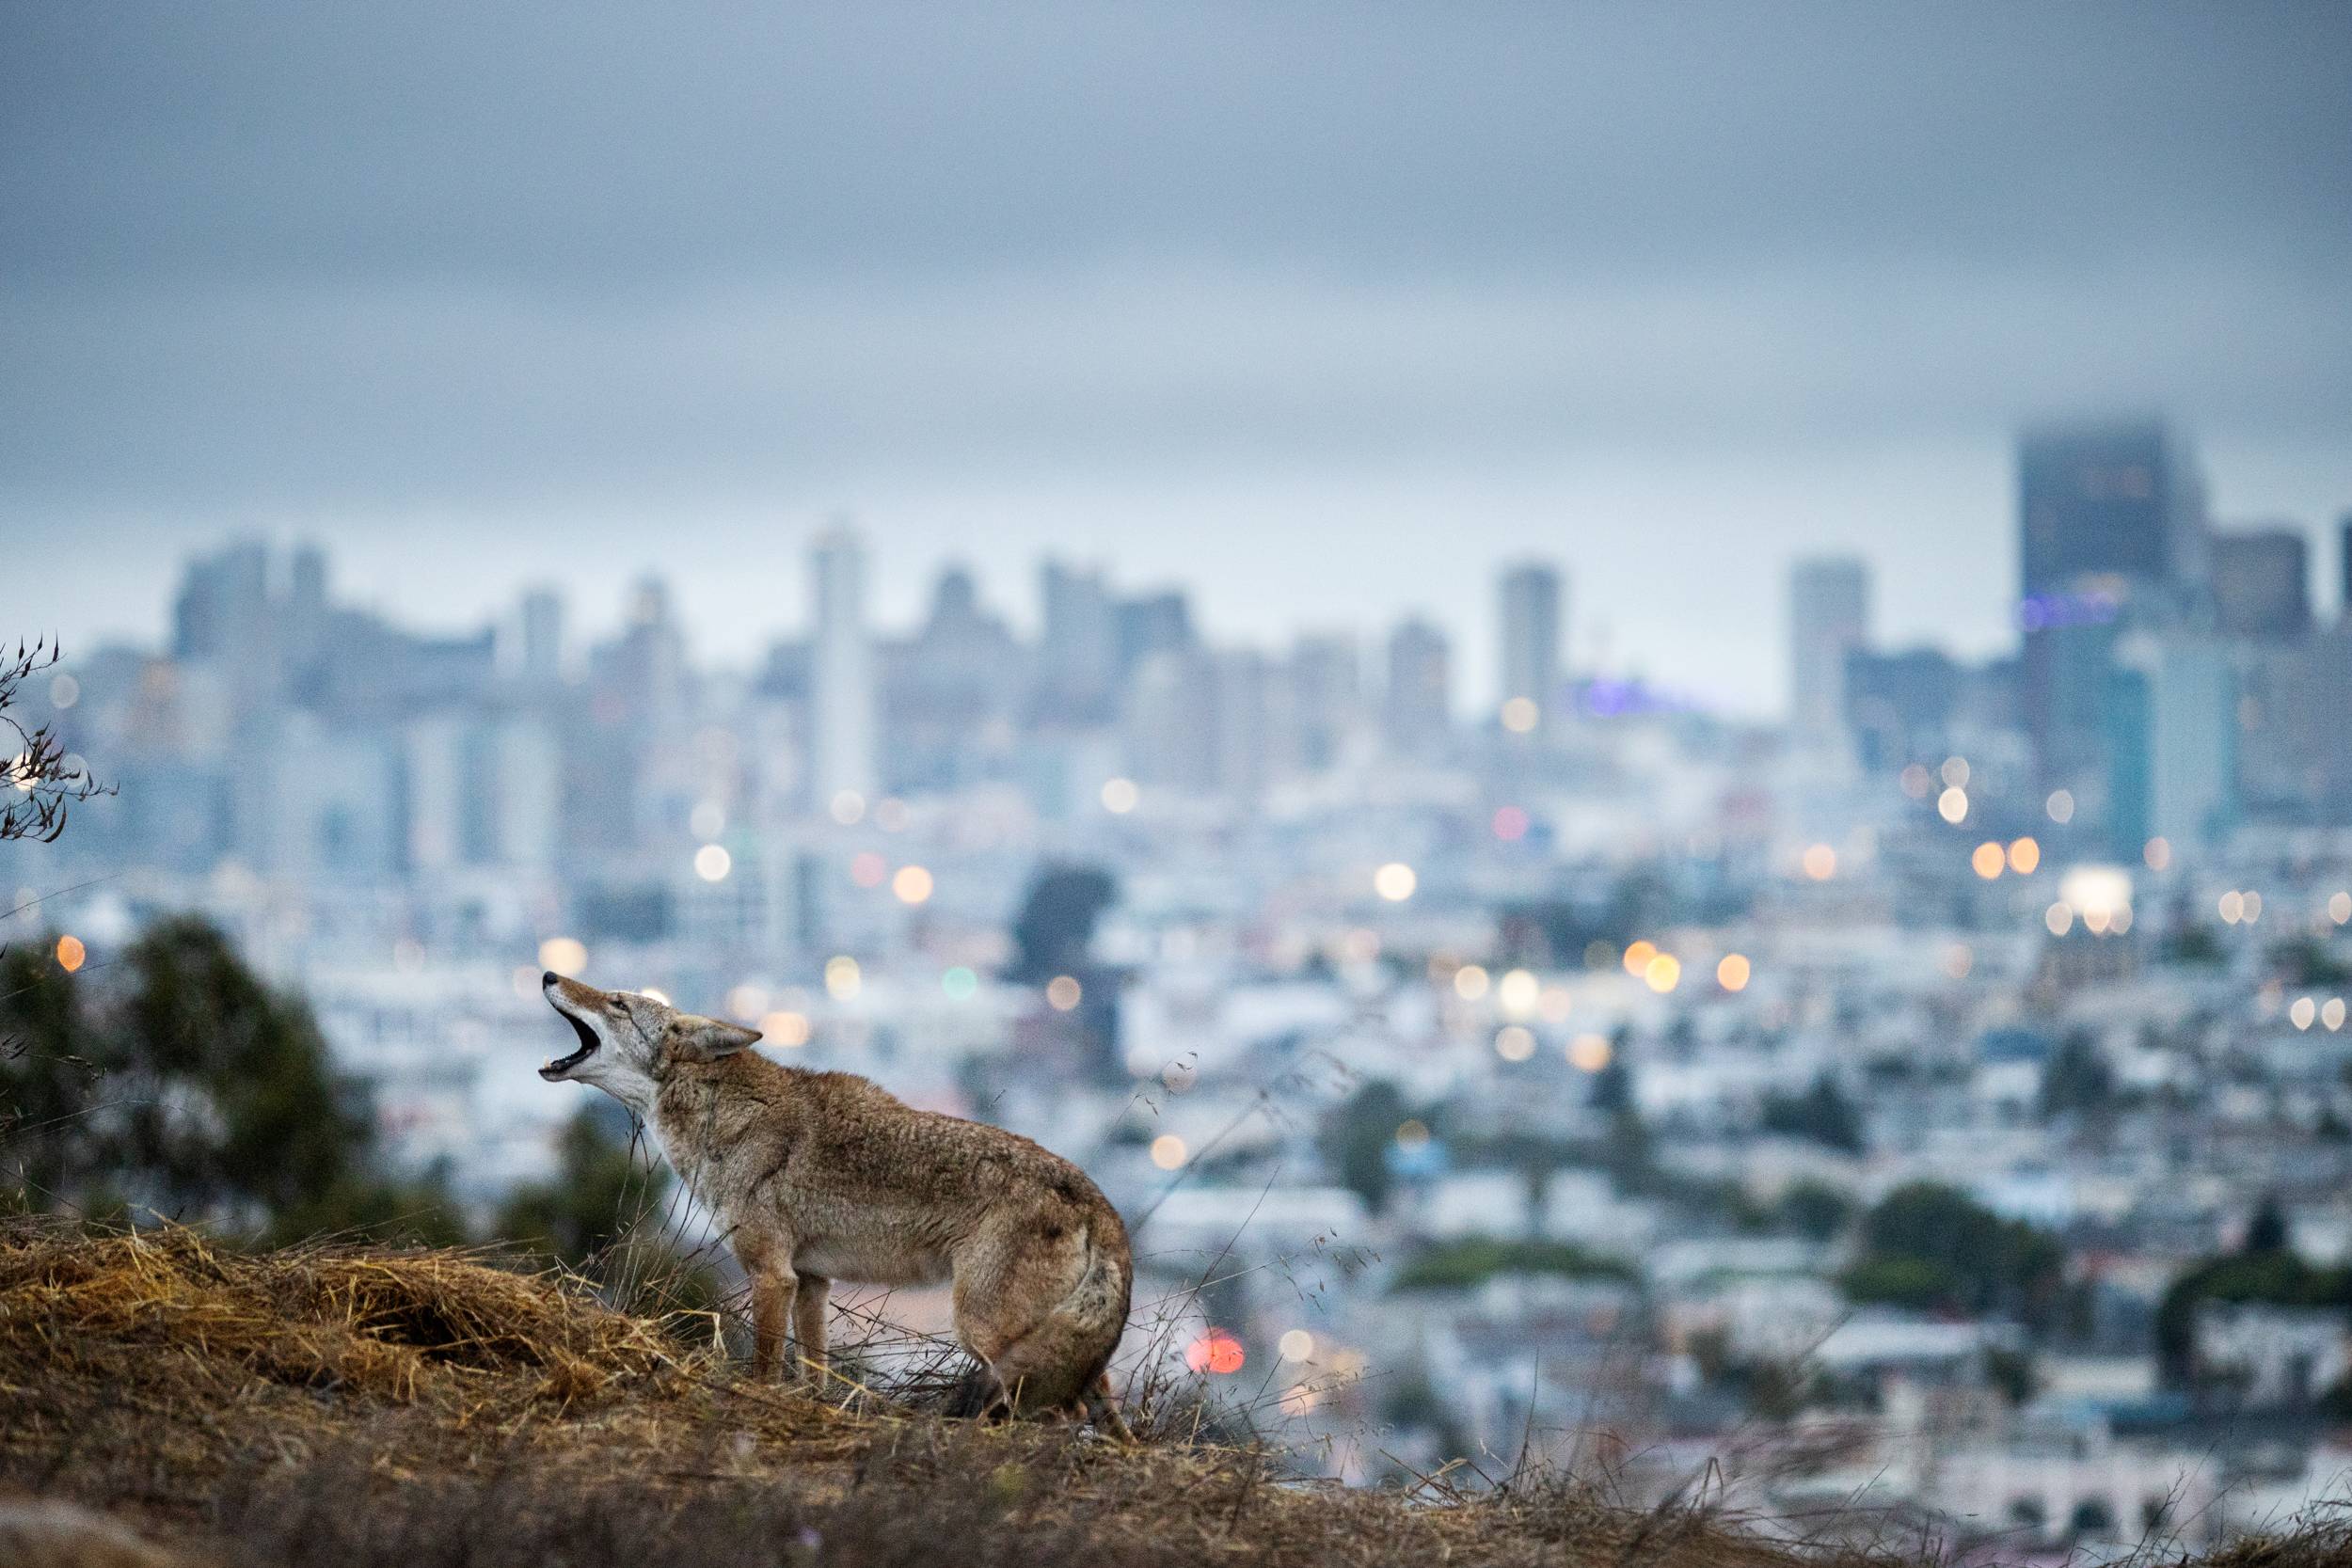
540, 974, 1132, 1431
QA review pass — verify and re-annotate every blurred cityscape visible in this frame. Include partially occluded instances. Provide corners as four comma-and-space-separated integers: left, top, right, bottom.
14, 415, 2352, 1552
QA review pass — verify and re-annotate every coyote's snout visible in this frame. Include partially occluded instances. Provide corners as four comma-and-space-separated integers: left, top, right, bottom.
538, 973, 1132, 1431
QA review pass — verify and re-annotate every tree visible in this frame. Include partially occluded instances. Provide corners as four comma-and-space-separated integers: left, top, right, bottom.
1759, 1072, 1866, 1153
1004, 863, 1116, 982
1772, 1179, 1855, 1241
2243, 1193, 2290, 1256
1322, 1079, 1408, 1214
0, 640, 111, 843
1841, 1182, 2066, 1330
0, 942, 106, 1206
2039, 1032, 2115, 1120
3, 914, 458, 1243
112, 917, 375, 1227
497, 1104, 670, 1266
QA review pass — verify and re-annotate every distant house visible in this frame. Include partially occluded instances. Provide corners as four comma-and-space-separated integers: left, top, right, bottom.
2194, 1301, 2352, 1409
1971, 1028, 2053, 1114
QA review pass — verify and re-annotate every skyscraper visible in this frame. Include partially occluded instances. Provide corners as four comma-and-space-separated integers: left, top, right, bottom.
1496, 562, 1564, 723
2339, 514, 2352, 618
1037, 559, 1118, 720
809, 526, 877, 809
1383, 617, 1452, 756
2209, 527, 2310, 641
2107, 632, 2236, 857
2016, 420, 2205, 791
1788, 556, 1870, 739
517, 588, 565, 685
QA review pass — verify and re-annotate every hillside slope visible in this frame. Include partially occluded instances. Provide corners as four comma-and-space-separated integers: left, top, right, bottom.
0, 1223, 2336, 1567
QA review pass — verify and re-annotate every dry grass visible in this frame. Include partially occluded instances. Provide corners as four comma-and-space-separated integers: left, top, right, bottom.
0, 1219, 2337, 1567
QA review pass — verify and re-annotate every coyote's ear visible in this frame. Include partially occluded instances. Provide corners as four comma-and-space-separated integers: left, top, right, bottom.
670, 1015, 761, 1061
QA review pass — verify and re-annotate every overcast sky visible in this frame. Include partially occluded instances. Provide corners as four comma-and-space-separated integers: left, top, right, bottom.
5, 2, 2348, 714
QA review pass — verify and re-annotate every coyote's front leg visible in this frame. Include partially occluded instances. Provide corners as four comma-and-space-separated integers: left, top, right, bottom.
749, 1263, 798, 1382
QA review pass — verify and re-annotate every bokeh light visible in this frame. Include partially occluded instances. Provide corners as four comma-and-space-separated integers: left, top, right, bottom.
825, 956, 862, 1001
1374, 862, 1418, 901
1971, 842, 2005, 879
1936, 787, 1968, 825
693, 843, 732, 882
1453, 964, 1490, 1001
1644, 953, 1680, 993
1184, 1329, 1246, 1376
55, 934, 85, 973
760, 1010, 812, 1047
1046, 974, 1083, 1010
1802, 843, 1837, 879
1150, 1134, 1187, 1170
1100, 777, 1139, 814
538, 936, 587, 975
1716, 953, 1751, 991
1500, 696, 1539, 733
892, 864, 934, 904
1494, 1025, 1534, 1061
1568, 1034, 1612, 1072
1497, 968, 1539, 1016
2008, 837, 2041, 875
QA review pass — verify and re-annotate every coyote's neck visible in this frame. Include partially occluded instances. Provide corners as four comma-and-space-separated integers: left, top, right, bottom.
646, 1053, 798, 1209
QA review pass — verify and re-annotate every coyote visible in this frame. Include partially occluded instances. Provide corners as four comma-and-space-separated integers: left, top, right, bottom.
538, 972, 1132, 1430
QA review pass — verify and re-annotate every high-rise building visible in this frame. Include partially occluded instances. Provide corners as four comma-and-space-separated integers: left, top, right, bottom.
1383, 617, 1452, 756
2017, 420, 2205, 791
1112, 591, 1195, 684
2210, 527, 2311, 641
2019, 421, 2204, 596
517, 588, 565, 685
809, 526, 877, 809
1036, 559, 1118, 721
1121, 647, 1218, 795
2107, 633, 2236, 857
170, 541, 271, 665
2339, 515, 2352, 618
1842, 645, 1959, 771
1788, 556, 1869, 738
1497, 562, 1564, 722
1283, 633, 1360, 774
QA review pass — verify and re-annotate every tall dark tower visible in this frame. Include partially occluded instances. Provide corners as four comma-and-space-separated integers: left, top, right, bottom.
2016, 420, 2203, 799
2340, 514, 2352, 619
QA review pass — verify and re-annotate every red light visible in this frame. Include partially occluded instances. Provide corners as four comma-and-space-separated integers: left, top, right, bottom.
1184, 1329, 1245, 1375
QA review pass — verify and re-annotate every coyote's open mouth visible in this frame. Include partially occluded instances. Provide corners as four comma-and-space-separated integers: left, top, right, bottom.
541, 1006, 600, 1080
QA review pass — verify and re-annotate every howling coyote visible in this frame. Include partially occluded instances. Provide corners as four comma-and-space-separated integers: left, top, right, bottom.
538, 973, 1132, 1430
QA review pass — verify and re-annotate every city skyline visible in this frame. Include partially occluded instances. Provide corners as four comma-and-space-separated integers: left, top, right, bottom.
22, 455, 2347, 728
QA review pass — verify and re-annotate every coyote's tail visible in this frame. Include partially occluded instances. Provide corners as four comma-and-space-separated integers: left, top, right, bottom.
952, 1218, 1132, 1425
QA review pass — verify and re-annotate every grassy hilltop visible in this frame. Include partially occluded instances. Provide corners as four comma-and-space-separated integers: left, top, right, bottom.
0, 1222, 2342, 1568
